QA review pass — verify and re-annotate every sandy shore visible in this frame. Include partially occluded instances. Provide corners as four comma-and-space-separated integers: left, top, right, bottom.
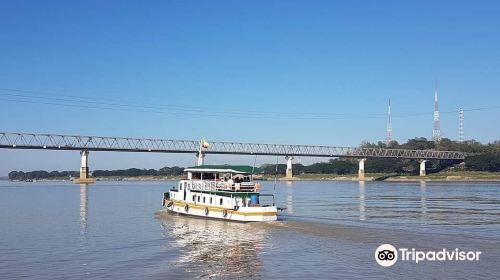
5, 172, 500, 183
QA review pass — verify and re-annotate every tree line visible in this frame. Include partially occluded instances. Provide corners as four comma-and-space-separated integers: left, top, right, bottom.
259, 137, 500, 175
8, 137, 500, 180
8, 166, 185, 181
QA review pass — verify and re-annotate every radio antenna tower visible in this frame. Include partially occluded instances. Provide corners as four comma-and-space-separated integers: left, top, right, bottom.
432, 82, 442, 142
385, 98, 393, 145
458, 108, 464, 142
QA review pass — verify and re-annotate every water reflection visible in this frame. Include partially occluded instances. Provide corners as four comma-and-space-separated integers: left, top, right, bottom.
420, 181, 427, 221
158, 213, 267, 279
79, 184, 88, 236
359, 181, 365, 221
286, 181, 293, 214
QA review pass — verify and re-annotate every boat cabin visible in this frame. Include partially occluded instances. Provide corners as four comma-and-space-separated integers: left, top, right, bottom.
184, 165, 260, 192
168, 165, 267, 209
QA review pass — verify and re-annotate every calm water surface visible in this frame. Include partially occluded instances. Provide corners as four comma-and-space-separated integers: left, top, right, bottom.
0, 180, 499, 279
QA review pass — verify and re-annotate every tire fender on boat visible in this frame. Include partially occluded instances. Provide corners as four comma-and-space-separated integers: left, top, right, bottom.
167, 201, 173, 208
184, 205, 189, 213
222, 209, 228, 218
204, 207, 209, 216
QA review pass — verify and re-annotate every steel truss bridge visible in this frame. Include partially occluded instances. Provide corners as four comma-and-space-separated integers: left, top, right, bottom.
0, 132, 465, 160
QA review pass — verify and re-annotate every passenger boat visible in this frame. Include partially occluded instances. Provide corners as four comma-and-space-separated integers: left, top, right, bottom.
162, 165, 278, 222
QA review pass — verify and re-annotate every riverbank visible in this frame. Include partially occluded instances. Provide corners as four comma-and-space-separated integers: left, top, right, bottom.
385, 171, 500, 182
277, 171, 500, 182
6, 171, 500, 182
6, 175, 183, 182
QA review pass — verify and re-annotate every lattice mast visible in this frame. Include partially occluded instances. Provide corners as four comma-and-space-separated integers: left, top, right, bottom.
385, 98, 393, 145
432, 83, 441, 142
458, 108, 464, 143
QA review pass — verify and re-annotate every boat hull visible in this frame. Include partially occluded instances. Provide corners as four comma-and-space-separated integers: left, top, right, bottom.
163, 199, 277, 222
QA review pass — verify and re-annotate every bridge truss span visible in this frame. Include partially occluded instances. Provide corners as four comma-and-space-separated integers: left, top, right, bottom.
0, 132, 465, 160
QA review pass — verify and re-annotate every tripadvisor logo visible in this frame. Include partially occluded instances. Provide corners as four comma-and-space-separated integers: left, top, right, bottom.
375, 244, 398, 267
375, 244, 482, 267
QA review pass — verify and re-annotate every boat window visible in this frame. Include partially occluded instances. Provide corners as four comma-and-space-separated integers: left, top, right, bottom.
197, 196, 200, 202
192, 195, 195, 201
203, 197, 206, 203
184, 182, 188, 189
203, 173, 215, 180
219, 198, 223, 206
210, 197, 212, 204
179, 185, 183, 190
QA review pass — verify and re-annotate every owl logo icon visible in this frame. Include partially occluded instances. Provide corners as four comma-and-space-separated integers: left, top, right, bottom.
375, 244, 398, 267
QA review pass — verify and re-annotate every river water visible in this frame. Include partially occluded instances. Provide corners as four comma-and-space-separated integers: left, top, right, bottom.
0, 180, 499, 279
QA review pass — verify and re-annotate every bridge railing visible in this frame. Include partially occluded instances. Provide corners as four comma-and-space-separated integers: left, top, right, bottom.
0, 132, 465, 160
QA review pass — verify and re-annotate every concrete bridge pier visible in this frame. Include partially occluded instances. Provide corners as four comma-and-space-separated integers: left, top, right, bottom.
358, 158, 367, 181
420, 160, 428, 177
74, 150, 96, 184
285, 156, 294, 179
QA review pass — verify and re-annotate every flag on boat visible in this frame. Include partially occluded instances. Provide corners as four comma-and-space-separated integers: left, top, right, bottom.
201, 139, 209, 149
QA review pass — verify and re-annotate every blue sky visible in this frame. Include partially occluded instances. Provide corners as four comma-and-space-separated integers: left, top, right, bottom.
1, 0, 499, 175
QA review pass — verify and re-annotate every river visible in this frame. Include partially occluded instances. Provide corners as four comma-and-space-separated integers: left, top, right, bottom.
0, 180, 499, 279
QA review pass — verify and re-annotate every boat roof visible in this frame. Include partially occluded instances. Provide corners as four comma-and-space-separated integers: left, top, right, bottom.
184, 165, 262, 174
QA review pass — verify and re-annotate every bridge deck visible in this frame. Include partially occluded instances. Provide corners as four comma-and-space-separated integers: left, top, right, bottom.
0, 132, 465, 160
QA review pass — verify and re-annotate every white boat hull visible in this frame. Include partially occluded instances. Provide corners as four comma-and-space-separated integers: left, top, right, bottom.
164, 199, 277, 222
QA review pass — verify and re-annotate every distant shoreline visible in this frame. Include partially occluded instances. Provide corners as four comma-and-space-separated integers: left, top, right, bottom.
5, 171, 500, 183
290, 171, 500, 182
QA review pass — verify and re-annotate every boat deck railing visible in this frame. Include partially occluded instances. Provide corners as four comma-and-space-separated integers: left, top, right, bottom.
190, 180, 257, 193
